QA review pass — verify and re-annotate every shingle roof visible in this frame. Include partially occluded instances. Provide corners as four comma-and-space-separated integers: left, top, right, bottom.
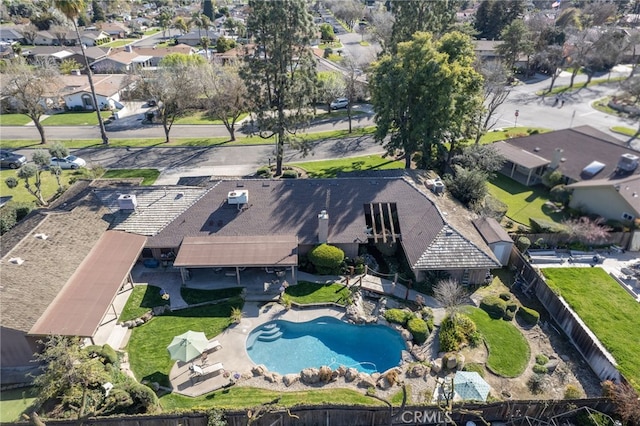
414, 225, 499, 270
94, 186, 209, 236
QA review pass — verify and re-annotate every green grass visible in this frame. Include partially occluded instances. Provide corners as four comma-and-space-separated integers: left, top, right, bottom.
284, 281, 351, 305
487, 174, 566, 226
174, 111, 250, 125
126, 301, 242, 387
541, 268, 640, 391
464, 307, 530, 377
0, 113, 32, 126
0, 168, 88, 205
476, 127, 550, 144
592, 96, 619, 115
290, 155, 403, 178
611, 126, 638, 137
101, 169, 160, 186
318, 41, 343, 49
102, 39, 137, 48
181, 287, 243, 305
537, 76, 626, 96
159, 387, 381, 410
359, 41, 370, 46
0, 388, 37, 423
144, 28, 160, 35
119, 285, 169, 322
42, 111, 113, 126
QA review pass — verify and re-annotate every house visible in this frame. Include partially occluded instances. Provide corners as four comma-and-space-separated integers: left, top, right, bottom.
493, 126, 638, 186
177, 29, 219, 47
567, 174, 640, 224
91, 48, 152, 73
472, 217, 513, 266
116, 43, 195, 66
99, 22, 130, 39
0, 27, 25, 43
473, 39, 527, 68
59, 74, 133, 110
24, 45, 110, 66
33, 30, 57, 46
79, 30, 111, 46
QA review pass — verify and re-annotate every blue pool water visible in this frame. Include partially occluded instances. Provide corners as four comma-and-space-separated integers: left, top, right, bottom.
246, 316, 406, 375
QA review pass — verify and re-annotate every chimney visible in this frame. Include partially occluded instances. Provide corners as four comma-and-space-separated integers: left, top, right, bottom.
125, 44, 133, 52
117, 194, 137, 210
318, 210, 329, 243
549, 148, 564, 169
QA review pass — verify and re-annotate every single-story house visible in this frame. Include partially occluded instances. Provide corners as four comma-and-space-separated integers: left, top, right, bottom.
33, 30, 58, 46
59, 74, 133, 110
80, 30, 111, 46
567, 174, 640, 224
493, 126, 639, 186
118, 43, 195, 66
24, 46, 110, 66
177, 29, 219, 47
473, 39, 527, 68
0, 27, 25, 43
99, 22, 131, 39
91, 50, 152, 73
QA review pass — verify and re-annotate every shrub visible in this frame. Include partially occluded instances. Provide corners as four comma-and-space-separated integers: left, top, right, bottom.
517, 306, 540, 325
456, 314, 477, 337
13, 202, 33, 221
384, 308, 414, 325
407, 317, 429, 344
550, 184, 571, 204
503, 310, 515, 321
575, 409, 614, 426
533, 364, 548, 374
499, 292, 511, 301
256, 166, 272, 178
529, 217, 567, 233
0, 206, 17, 235
123, 382, 158, 413
281, 169, 298, 179
100, 344, 118, 365
439, 315, 463, 352
307, 244, 345, 275
516, 236, 531, 252
480, 295, 507, 319
527, 374, 546, 394
542, 169, 563, 188
506, 302, 518, 313
535, 354, 549, 365
564, 384, 582, 399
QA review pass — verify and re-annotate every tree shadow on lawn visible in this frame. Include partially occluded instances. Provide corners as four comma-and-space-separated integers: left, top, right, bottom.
140, 285, 170, 309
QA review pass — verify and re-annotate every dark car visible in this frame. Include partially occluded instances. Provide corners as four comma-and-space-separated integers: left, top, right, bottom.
0, 149, 26, 169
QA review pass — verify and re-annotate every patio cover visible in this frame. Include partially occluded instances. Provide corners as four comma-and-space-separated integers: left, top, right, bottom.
29, 231, 146, 338
493, 141, 550, 169
174, 235, 298, 268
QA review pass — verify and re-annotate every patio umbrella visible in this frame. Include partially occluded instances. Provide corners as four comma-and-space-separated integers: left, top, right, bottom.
453, 371, 491, 402
166, 330, 209, 363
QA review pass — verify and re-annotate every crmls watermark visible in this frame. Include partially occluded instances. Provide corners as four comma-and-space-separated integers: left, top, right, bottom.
400, 410, 446, 424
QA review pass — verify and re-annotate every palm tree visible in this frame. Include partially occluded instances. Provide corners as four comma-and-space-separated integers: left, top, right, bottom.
54, 0, 109, 145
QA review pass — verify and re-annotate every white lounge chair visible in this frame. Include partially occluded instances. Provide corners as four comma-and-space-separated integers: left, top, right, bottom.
191, 362, 224, 378
204, 340, 222, 353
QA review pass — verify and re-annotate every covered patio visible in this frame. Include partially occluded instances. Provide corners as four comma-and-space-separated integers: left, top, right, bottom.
493, 141, 551, 186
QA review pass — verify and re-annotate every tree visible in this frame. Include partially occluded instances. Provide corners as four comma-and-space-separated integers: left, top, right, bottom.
91, 0, 104, 23
190, 12, 210, 40
138, 53, 205, 143
54, 0, 109, 145
319, 23, 335, 42
451, 144, 505, 175
433, 278, 467, 319
370, 31, 483, 169
173, 16, 189, 35
157, 8, 173, 39
473, 61, 511, 144
241, 0, 317, 176
534, 44, 567, 93
215, 36, 234, 53
50, 24, 69, 46
369, 9, 394, 53
59, 58, 81, 74
474, 0, 525, 41
496, 19, 533, 71
20, 24, 38, 45
443, 165, 489, 206
317, 71, 345, 114
203, 0, 215, 21
5, 150, 51, 205
562, 217, 612, 244
201, 61, 252, 141
325, 0, 363, 30
389, 0, 459, 53
48, 142, 69, 193
2, 58, 61, 145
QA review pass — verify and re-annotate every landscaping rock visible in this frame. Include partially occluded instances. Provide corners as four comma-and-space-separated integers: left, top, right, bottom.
411, 349, 426, 362
407, 363, 428, 378
150, 382, 160, 391
356, 373, 376, 389
345, 368, 359, 382
431, 358, 442, 374
134, 318, 144, 327
283, 374, 299, 387
443, 353, 458, 370
141, 312, 153, 322
377, 368, 401, 390
319, 365, 333, 382
456, 354, 465, 370
545, 360, 560, 373
124, 320, 135, 329
300, 368, 320, 384
264, 372, 281, 383
252, 365, 267, 377
336, 365, 347, 377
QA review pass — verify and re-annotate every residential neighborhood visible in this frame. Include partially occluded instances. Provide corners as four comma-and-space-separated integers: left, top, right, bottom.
1, 1, 640, 425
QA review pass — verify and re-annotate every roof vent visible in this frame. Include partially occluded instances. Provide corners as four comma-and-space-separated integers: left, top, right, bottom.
617, 153, 639, 173
227, 190, 248, 205
534, 147, 540, 152
34, 233, 48, 240
117, 194, 137, 210
9, 257, 24, 265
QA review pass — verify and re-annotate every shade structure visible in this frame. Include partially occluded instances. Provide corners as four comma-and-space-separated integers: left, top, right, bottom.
167, 330, 208, 363
454, 371, 490, 402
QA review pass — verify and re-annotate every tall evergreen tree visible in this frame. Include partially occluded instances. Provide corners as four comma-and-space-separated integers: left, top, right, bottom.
203, 0, 215, 21
389, 0, 459, 52
91, 0, 104, 23
241, 0, 317, 176
474, 0, 525, 40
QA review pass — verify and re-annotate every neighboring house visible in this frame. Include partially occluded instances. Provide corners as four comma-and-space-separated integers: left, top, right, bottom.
60, 74, 133, 110
177, 29, 219, 46
567, 175, 640, 224
472, 217, 513, 266
121, 43, 195, 66
91, 49, 152, 73
493, 126, 639, 186
0, 27, 24, 43
473, 39, 527, 68
25, 45, 110, 67
33, 30, 57, 46
99, 22, 130, 39
80, 30, 111, 46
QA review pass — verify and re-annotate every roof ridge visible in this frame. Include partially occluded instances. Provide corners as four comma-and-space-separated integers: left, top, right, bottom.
154, 183, 219, 235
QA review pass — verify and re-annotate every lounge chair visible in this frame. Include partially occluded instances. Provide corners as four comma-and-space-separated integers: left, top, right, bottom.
204, 340, 222, 353
191, 362, 224, 378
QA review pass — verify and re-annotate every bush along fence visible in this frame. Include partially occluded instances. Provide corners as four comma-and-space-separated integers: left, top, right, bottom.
508, 247, 622, 385
511, 232, 631, 250
36, 399, 615, 426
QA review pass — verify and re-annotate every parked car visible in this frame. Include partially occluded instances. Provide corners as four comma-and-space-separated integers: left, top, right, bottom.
50, 155, 86, 169
0, 149, 27, 169
330, 97, 349, 110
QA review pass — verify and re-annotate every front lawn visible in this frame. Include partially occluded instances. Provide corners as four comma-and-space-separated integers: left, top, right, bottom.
0, 168, 86, 205
284, 281, 351, 305
174, 111, 250, 125
41, 111, 113, 126
126, 301, 242, 387
0, 388, 36, 423
464, 307, 530, 377
487, 174, 566, 226
611, 126, 637, 137
119, 285, 169, 322
290, 155, 403, 178
477, 127, 550, 144
541, 268, 640, 391
101, 169, 160, 186
0, 114, 32, 126
159, 387, 381, 411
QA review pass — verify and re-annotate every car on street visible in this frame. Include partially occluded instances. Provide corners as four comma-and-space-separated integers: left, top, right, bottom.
0, 149, 27, 169
330, 98, 349, 110
50, 155, 86, 169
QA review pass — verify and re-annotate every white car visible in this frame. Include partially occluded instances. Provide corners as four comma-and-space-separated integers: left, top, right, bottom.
330, 98, 349, 110
50, 155, 86, 169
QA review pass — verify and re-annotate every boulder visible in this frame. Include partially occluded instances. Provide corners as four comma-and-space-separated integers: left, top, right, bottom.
456, 354, 465, 370
356, 373, 376, 389
150, 382, 160, 391
431, 358, 442, 374
377, 368, 401, 390
251, 365, 267, 377
443, 353, 458, 370
401, 329, 413, 341
134, 318, 144, 327
336, 365, 347, 377
124, 320, 135, 329
319, 365, 333, 382
141, 312, 153, 322
344, 368, 359, 382
300, 368, 320, 384
264, 372, 281, 383
411, 349, 426, 362
545, 360, 560, 373
283, 374, 299, 387
407, 363, 428, 378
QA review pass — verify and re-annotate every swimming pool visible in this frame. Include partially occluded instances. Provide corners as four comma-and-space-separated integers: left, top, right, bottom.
246, 316, 406, 375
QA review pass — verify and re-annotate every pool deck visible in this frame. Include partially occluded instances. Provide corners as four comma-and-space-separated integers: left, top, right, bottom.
168, 302, 346, 397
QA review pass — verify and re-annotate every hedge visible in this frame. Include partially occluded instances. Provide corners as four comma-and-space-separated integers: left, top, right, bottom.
281, 169, 298, 179
439, 316, 462, 352
384, 308, 414, 325
517, 306, 540, 325
479, 295, 507, 319
307, 243, 345, 275
407, 317, 429, 344
503, 310, 515, 321
529, 217, 567, 234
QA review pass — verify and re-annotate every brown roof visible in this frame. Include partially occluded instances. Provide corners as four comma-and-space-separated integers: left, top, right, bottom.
493, 141, 550, 169
472, 217, 512, 244
500, 126, 637, 182
29, 231, 146, 338
131, 44, 194, 57
59, 74, 131, 96
174, 235, 298, 267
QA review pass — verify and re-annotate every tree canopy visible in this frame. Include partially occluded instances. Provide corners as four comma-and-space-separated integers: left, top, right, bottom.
369, 31, 483, 169
474, 0, 525, 41
389, 0, 459, 53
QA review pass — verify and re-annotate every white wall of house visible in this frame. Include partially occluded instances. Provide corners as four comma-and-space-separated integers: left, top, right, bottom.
569, 186, 638, 222
64, 92, 115, 110
34, 35, 55, 45
489, 241, 513, 266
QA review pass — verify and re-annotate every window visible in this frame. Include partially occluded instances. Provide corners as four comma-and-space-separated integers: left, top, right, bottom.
622, 212, 634, 221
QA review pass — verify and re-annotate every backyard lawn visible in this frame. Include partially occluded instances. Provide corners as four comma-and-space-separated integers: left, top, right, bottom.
285, 281, 352, 305
487, 174, 566, 226
119, 285, 169, 322
0, 388, 36, 423
541, 268, 640, 391
0, 168, 88, 205
0, 113, 32, 126
101, 169, 160, 186
290, 155, 403, 178
42, 111, 113, 126
464, 307, 530, 378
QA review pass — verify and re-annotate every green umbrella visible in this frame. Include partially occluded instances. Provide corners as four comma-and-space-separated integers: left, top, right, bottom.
167, 330, 208, 363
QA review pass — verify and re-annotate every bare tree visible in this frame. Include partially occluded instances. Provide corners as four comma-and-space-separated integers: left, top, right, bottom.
562, 217, 612, 244
342, 56, 367, 134
50, 24, 69, 46
610, 381, 640, 425
2, 57, 61, 145
368, 9, 394, 53
325, 0, 364, 30
433, 278, 467, 319
21, 24, 39, 45
317, 71, 346, 114
474, 60, 511, 144
533, 44, 567, 94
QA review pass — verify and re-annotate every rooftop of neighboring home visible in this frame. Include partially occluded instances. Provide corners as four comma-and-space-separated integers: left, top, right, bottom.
25, 45, 110, 61
59, 74, 133, 96
567, 174, 640, 213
